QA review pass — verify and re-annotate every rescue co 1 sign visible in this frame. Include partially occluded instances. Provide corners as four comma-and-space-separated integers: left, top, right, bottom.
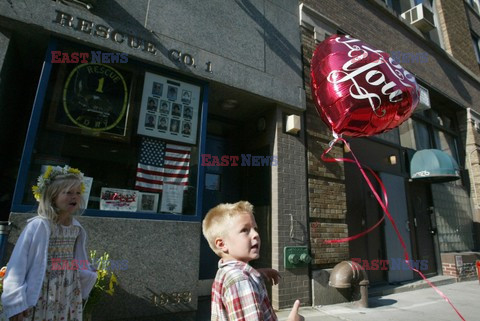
53, 10, 214, 73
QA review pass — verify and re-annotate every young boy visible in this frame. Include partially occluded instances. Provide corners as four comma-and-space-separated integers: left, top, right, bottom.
202, 201, 303, 321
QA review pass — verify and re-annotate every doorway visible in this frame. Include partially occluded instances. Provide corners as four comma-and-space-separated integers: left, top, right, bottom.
345, 162, 387, 284
198, 136, 272, 279
381, 173, 413, 283
407, 181, 437, 276
199, 135, 241, 280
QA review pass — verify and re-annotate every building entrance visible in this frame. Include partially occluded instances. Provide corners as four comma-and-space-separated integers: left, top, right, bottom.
198, 133, 272, 289
408, 181, 437, 276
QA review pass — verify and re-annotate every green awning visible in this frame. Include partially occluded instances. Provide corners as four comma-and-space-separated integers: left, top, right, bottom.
410, 149, 460, 183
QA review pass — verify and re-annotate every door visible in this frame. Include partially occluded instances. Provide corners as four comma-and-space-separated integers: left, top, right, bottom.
408, 181, 437, 276
199, 135, 241, 279
345, 162, 386, 284
381, 173, 414, 283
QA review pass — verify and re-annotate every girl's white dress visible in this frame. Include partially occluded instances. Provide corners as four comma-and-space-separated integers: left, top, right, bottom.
26, 224, 83, 321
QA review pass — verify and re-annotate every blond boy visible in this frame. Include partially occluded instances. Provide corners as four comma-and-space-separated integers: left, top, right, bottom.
202, 201, 303, 321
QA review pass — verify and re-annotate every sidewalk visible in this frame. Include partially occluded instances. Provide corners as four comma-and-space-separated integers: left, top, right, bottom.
277, 279, 479, 321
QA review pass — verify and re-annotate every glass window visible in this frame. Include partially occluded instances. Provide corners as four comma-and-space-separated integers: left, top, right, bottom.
399, 119, 416, 149
433, 130, 459, 162
413, 119, 431, 150
468, 0, 480, 15
18, 42, 202, 217
375, 128, 400, 145
472, 32, 480, 63
426, 109, 440, 125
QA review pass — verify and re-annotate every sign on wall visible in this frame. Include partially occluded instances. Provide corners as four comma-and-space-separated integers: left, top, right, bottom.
137, 72, 201, 145
47, 62, 133, 142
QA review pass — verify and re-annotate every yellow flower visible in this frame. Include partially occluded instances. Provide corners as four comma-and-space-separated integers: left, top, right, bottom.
43, 166, 53, 179
68, 168, 81, 175
31, 165, 85, 202
85, 251, 119, 313
106, 274, 118, 296
32, 186, 41, 201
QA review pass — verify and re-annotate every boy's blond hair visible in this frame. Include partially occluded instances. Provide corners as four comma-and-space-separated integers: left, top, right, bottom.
202, 201, 254, 256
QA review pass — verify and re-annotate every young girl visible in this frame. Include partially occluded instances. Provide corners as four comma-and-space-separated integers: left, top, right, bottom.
1, 165, 97, 321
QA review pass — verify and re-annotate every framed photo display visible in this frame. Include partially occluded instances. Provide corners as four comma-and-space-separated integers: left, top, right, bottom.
138, 192, 159, 213
137, 72, 200, 144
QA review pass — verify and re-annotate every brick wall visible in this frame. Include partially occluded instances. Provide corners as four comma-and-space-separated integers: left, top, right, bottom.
436, 0, 480, 76
441, 252, 480, 280
300, 0, 480, 111
301, 25, 350, 270
271, 107, 310, 309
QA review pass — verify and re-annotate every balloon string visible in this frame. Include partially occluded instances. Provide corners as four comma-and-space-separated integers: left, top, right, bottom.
321, 137, 465, 321
321, 137, 389, 244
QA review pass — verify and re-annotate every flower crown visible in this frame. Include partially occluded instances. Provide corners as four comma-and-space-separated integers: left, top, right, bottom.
32, 165, 85, 201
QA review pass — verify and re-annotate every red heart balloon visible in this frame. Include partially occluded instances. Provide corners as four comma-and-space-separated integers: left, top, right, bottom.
311, 34, 419, 137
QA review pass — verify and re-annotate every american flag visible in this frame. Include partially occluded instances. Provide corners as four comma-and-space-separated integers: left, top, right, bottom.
135, 137, 191, 192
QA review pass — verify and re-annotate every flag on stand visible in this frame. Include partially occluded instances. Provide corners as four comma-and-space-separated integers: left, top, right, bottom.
135, 137, 191, 192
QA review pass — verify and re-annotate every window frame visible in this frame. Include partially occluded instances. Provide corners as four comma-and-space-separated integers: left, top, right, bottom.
467, 0, 480, 15
472, 31, 480, 63
11, 38, 209, 222
411, 109, 461, 165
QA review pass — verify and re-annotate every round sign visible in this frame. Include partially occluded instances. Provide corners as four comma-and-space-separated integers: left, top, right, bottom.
63, 63, 128, 131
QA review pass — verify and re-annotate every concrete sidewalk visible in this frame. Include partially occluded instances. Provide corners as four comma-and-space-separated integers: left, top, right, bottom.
277, 280, 479, 321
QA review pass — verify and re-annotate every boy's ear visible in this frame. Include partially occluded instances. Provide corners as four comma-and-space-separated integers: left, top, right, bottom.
214, 237, 228, 253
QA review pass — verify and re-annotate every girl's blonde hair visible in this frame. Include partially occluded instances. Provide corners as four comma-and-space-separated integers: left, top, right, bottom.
202, 201, 254, 256
38, 174, 85, 224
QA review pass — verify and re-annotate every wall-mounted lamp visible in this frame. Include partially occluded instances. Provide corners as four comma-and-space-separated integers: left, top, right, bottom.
389, 155, 397, 165
286, 114, 301, 134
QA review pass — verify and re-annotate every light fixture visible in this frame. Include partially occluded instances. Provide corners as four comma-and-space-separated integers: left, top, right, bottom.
221, 99, 238, 110
389, 155, 397, 165
285, 114, 301, 134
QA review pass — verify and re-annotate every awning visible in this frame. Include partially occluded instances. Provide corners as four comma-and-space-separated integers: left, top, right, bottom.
410, 149, 461, 183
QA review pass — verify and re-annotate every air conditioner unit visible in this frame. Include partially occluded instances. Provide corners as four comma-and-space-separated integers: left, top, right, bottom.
414, 84, 431, 113
401, 4, 435, 33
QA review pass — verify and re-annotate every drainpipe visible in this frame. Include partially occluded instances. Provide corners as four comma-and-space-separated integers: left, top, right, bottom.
329, 260, 369, 308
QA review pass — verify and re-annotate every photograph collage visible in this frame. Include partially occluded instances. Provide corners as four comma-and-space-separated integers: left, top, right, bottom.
137, 72, 200, 145
144, 82, 193, 137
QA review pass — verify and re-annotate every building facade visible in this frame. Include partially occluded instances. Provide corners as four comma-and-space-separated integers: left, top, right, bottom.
300, 0, 480, 305
0, 0, 309, 319
2, 0, 480, 319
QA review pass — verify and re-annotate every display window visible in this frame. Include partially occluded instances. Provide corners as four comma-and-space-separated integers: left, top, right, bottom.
13, 40, 207, 220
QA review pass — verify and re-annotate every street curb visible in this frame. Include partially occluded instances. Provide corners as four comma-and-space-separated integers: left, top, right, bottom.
368, 276, 457, 297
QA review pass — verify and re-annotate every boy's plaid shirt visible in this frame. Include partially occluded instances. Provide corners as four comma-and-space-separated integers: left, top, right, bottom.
211, 260, 277, 321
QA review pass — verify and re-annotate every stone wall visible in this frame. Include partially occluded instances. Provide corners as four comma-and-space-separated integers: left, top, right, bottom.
6, 213, 201, 320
